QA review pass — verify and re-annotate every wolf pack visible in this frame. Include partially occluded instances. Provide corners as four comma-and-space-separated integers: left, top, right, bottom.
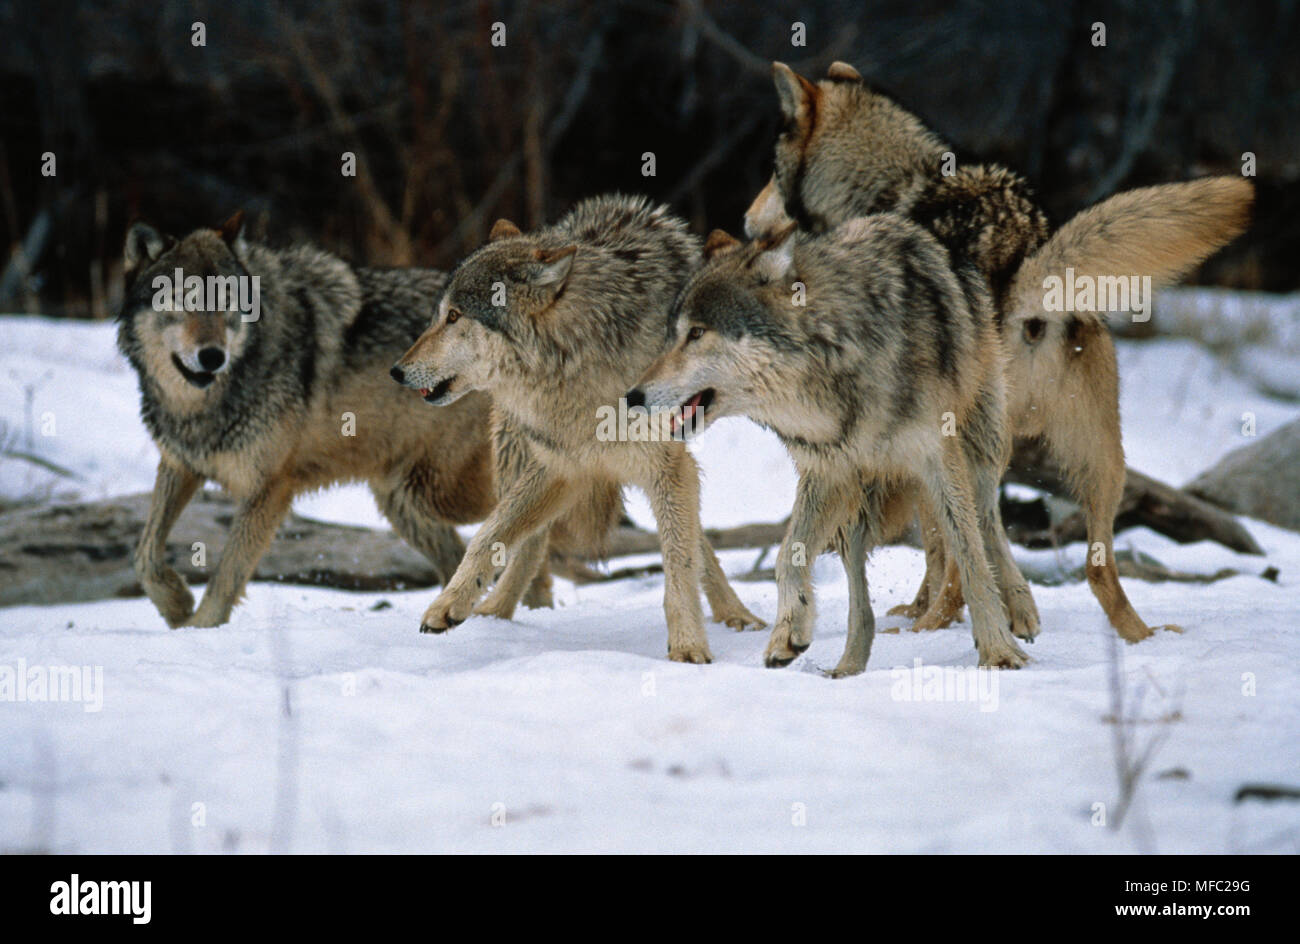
118, 61, 1253, 674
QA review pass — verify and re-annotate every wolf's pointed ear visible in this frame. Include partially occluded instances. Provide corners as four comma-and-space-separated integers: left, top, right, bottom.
772, 62, 816, 125
753, 222, 798, 282
217, 210, 246, 246
827, 61, 862, 82
530, 246, 576, 289
490, 218, 522, 242
123, 222, 174, 277
704, 229, 741, 260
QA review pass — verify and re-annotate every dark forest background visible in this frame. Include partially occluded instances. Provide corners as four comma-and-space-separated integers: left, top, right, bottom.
1, 0, 1297, 319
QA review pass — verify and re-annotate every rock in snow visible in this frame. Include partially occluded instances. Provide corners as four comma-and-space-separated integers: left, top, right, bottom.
1186, 418, 1300, 532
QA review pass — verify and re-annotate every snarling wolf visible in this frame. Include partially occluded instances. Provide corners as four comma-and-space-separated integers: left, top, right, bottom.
392, 194, 764, 662
118, 212, 545, 627
630, 219, 1036, 674
746, 60, 1254, 643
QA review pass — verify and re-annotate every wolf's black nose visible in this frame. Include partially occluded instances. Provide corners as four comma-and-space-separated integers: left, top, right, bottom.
198, 347, 226, 371
390, 365, 405, 384
625, 388, 646, 409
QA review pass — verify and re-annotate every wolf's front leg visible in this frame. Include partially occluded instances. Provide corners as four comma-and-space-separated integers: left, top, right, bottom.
642, 446, 711, 663
830, 520, 875, 677
420, 463, 570, 633
765, 472, 847, 668
473, 531, 549, 620
135, 459, 201, 627
472, 418, 556, 618
186, 478, 296, 627
699, 535, 765, 630
185, 481, 295, 629
923, 443, 1027, 668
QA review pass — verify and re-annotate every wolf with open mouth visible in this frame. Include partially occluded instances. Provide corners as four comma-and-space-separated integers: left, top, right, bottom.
629, 218, 1037, 675
744, 60, 1253, 644
392, 194, 764, 662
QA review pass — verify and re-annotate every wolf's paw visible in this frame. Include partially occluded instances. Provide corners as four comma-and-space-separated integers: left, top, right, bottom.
141, 567, 195, 627
1010, 621, 1040, 643
908, 608, 959, 632
1008, 595, 1041, 643
185, 597, 232, 629
1113, 613, 1169, 643
668, 642, 713, 664
472, 595, 518, 621
763, 615, 810, 668
886, 601, 925, 619
976, 636, 1029, 669
521, 583, 554, 610
713, 603, 766, 632
420, 591, 474, 633
829, 657, 867, 679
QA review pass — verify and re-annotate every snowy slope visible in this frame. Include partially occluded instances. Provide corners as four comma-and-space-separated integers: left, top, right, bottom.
1, 313, 1298, 853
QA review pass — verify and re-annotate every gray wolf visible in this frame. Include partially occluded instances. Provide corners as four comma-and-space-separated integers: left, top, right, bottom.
745, 61, 1254, 643
630, 219, 1036, 674
391, 194, 764, 662
118, 211, 544, 627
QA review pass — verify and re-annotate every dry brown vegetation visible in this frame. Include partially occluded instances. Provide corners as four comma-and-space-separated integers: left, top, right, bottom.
1, 0, 1297, 317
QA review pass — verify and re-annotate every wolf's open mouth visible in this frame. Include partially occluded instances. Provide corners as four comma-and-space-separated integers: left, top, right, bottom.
419, 376, 455, 402
172, 354, 216, 389
672, 388, 715, 437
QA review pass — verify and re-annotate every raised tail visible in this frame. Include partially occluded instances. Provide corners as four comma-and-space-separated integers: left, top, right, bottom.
1006, 175, 1254, 326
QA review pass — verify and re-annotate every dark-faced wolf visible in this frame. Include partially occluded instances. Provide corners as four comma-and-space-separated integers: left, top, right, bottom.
119, 212, 544, 627
631, 219, 1036, 674
392, 194, 764, 663
746, 61, 1253, 643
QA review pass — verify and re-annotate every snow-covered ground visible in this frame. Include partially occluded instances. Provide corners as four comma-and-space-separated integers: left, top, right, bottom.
1, 313, 1297, 853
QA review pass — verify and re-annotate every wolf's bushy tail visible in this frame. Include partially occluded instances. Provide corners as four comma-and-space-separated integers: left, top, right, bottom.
1006, 175, 1254, 324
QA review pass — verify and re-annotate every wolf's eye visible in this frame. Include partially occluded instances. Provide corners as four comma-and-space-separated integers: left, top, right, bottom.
446, 307, 461, 324
686, 325, 706, 343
